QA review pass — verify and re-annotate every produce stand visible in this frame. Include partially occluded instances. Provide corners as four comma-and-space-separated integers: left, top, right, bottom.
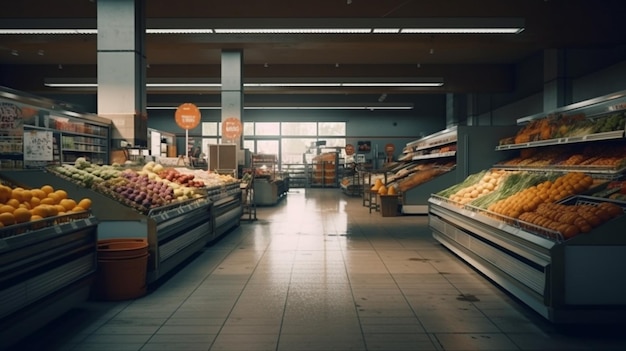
428, 90, 626, 323
0, 210, 98, 349
0, 169, 242, 285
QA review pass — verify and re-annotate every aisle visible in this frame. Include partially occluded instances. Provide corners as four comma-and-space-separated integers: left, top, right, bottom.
9, 188, 626, 351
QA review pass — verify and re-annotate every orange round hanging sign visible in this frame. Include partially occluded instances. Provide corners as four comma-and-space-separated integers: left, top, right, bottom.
222, 117, 243, 139
174, 103, 201, 130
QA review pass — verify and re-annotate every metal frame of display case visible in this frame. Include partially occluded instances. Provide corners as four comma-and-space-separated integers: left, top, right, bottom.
0, 212, 98, 349
428, 90, 626, 323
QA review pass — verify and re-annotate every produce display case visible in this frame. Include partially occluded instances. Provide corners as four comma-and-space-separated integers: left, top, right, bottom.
252, 154, 288, 205
428, 90, 626, 323
311, 152, 339, 188
0, 168, 241, 285
283, 163, 310, 188
392, 125, 518, 214
0, 208, 98, 349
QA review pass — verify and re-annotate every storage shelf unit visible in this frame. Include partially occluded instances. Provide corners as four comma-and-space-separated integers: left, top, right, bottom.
311, 152, 339, 188
0, 211, 98, 349
0, 169, 242, 286
395, 125, 518, 214
283, 163, 310, 188
0, 86, 111, 168
428, 90, 626, 323
252, 154, 288, 205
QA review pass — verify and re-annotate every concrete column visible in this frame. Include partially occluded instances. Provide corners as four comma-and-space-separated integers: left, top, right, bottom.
97, 0, 147, 154
543, 49, 572, 111
221, 50, 244, 148
446, 93, 468, 127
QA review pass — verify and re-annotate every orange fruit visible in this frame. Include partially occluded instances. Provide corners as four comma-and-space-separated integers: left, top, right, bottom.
54, 190, 68, 200
32, 205, 51, 218
40, 197, 56, 205
47, 205, 59, 217
13, 207, 32, 223
31, 189, 47, 199
7, 198, 20, 209
30, 214, 43, 221
21, 190, 33, 203
0, 205, 15, 214
46, 193, 61, 204
30, 197, 41, 207
60, 199, 77, 211
77, 198, 92, 210
11, 189, 23, 202
18, 202, 31, 210
0, 212, 16, 226
0, 185, 11, 203
54, 204, 66, 214
0, 222, 3, 229
71, 206, 86, 212
41, 185, 54, 195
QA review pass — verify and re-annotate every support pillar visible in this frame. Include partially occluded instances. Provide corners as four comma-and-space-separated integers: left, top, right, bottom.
221, 50, 244, 149
97, 0, 147, 160
543, 49, 572, 111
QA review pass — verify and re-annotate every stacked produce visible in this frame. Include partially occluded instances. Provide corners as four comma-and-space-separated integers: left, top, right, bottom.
443, 169, 508, 205
0, 183, 91, 232
486, 172, 594, 218
501, 111, 625, 145
50, 158, 123, 188
498, 143, 626, 169
518, 201, 623, 239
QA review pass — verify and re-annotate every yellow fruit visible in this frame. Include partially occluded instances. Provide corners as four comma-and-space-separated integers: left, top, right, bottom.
0, 212, 16, 226
378, 185, 388, 195
0, 205, 16, 214
32, 205, 51, 218
30, 214, 43, 221
54, 204, 66, 214
60, 199, 77, 211
47, 205, 59, 217
13, 207, 32, 223
41, 185, 54, 195
30, 197, 41, 207
77, 198, 92, 210
388, 186, 397, 195
19, 202, 31, 210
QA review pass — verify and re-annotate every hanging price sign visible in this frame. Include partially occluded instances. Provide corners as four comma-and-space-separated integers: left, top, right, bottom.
175, 103, 201, 130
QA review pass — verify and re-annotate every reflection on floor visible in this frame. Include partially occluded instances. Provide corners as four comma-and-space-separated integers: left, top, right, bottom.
9, 188, 626, 351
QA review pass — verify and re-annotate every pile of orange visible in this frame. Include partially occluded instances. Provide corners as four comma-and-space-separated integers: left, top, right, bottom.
0, 184, 91, 229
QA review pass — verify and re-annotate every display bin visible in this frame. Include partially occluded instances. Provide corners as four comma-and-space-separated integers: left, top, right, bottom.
0, 211, 98, 349
94, 238, 149, 301
380, 194, 400, 217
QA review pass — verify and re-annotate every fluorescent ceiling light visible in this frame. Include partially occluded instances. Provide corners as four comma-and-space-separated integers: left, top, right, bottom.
342, 82, 443, 87
372, 28, 401, 33
146, 104, 414, 110
44, 81, 443, 88
147, 29, 214, 34
401, 28, 523, 34
0, 29, 96, 34
213, 28, 372, 34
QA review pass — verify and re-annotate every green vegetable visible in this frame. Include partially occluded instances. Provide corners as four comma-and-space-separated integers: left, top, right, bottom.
436, 170, 487, 198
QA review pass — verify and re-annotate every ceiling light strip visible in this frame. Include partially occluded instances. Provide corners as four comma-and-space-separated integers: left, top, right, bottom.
146, 105, 414, 110
45, 82, 443, 88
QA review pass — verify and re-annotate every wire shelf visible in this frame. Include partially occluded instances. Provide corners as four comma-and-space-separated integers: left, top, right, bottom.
0, 211, 92, 239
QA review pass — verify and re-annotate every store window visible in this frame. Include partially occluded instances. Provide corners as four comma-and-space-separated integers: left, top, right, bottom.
201, 122, 218, 136
255, 122, 280, 136
318, 122, 345, 136
243, 140, 255, 153
243, 122, 254, 136
281, 122, 317, 136
282, 138, 316, 164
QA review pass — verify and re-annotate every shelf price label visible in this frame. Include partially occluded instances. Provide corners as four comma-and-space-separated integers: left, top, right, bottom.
23, 130, 53, 161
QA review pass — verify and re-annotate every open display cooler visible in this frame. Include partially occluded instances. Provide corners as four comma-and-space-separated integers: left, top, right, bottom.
0, 169, 241, 285
391, 125, 518, 214
428, 90, 626, 323
251, 154, 288, 205
0, 208, 98, 349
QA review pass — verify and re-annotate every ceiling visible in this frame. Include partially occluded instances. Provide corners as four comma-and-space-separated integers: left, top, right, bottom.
1, 0, 625, 103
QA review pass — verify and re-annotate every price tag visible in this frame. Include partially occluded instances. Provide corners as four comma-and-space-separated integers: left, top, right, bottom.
70, 221, 78, 230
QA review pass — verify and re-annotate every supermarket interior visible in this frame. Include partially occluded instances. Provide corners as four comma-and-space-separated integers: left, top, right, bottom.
2, 1, 626, 350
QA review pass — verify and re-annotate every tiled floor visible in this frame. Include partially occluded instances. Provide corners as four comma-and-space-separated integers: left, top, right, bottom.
9, 188, 626, 351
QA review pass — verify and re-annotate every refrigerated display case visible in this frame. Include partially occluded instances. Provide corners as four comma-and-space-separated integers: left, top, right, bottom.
0, 208, 98, 349
0, 168, 241, 286
428, 90, 626, 323
252, 154, 288, 205
394, 125, 518, 214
